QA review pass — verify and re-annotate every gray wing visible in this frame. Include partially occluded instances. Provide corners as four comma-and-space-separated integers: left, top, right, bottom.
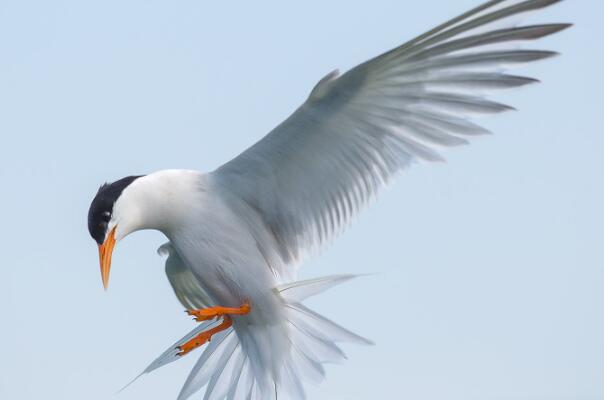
158, 243, 213, 310
214, 0, 570, 268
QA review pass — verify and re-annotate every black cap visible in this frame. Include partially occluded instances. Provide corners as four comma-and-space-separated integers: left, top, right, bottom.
87, 175, 144, 245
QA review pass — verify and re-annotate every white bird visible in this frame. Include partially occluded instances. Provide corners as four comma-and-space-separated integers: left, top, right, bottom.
87, 1, 570, 399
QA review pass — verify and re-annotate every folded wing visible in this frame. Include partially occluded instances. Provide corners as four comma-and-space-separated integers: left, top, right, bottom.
160, 242, 214, 310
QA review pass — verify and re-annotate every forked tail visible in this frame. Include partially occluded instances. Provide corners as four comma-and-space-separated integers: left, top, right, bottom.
129, 275, 372, 400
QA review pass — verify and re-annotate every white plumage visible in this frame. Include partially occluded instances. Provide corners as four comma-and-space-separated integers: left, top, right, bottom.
92, 1, 570, 399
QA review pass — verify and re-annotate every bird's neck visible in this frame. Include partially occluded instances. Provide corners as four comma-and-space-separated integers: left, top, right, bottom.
113, 169, 208, 240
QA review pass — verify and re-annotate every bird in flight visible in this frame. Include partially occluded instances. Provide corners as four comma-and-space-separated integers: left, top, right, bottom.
87, 1, 569, 399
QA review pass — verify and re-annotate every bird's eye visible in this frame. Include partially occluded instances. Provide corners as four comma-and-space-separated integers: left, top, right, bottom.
101, 211, 111, 222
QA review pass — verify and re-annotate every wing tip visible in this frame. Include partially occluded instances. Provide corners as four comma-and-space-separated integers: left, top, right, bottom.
548, 23, 574, 34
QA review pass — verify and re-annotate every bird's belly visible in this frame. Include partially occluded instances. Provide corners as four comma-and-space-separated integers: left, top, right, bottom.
168, 233, 284, 323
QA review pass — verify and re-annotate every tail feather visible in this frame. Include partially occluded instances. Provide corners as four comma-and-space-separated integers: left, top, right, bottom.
118, 319, 223, 393
239, 323, 283, 396
279, 356, 306, 400
288, 303, 373, 345
225, 357, 248, 400
201, 339, 242, 400
290, 341, 326, 385
178, 330, 237, 400
287, 315, 348, 364
276, 274, 357, 302
131, 275, 370, 399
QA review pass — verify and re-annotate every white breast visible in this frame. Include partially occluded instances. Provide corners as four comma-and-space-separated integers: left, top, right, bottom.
152, 173, 286, 322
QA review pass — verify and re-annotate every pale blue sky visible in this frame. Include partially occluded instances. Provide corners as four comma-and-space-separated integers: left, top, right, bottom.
1, 1, 602, 399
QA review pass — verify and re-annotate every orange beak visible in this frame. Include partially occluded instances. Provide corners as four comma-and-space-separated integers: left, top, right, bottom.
98, 226, 117, 290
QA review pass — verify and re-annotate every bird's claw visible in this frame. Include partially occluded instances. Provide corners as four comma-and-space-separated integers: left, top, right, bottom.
186, 309, 219, 322
177, 304, 250, 356
177, 331, 212, 356
185, 303, 250, 322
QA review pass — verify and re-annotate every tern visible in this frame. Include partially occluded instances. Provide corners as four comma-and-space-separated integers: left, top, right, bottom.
87, 1, 570, 399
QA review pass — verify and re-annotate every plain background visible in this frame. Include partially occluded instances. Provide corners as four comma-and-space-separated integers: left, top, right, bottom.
1, 1, 602, 399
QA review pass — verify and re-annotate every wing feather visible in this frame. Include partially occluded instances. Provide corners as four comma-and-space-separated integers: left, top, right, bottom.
213, 0, 569, 269
159, 242, 213, 310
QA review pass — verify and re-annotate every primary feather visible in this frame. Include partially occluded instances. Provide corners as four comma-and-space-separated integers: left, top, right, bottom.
215, 1, 570, 278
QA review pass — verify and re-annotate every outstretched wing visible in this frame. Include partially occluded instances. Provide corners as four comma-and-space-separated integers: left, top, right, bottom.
213, 0, 570, 267
159, 242, 213, 310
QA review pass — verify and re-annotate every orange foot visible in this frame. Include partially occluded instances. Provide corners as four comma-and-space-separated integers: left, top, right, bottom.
177, 316, 233, 356
185, 302, 251, 322
177, 302, 251, 357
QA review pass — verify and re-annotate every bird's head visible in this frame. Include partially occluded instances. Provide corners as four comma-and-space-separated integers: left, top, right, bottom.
87, 170, 203, 289
87, 175, 145, 290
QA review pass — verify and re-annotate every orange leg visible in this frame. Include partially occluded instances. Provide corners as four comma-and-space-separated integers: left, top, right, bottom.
177, 302, 251, 357
186, 302, 251, 322
177, 316, 233, 356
